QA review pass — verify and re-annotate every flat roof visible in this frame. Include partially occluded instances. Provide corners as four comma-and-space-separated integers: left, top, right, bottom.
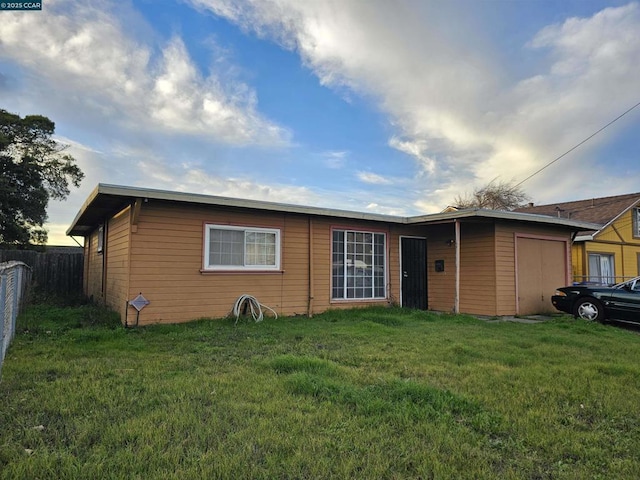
67, 184, 602, 236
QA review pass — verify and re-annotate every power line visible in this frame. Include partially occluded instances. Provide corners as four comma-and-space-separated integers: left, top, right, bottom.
515, 100, 640, 188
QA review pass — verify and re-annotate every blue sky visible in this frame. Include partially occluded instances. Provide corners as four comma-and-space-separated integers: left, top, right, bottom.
1, 0, 639, 244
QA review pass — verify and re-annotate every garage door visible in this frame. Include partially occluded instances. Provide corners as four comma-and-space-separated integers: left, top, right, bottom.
516, 237, 567, 315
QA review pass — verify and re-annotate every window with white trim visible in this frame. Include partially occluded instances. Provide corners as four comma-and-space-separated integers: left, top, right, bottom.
588, 253, 615, 285
332, 229, 386, 300
633, 208, 640, 238
204, 225, 280, 271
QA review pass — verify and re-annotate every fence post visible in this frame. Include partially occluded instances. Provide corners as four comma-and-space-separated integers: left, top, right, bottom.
11, 267, 20, 344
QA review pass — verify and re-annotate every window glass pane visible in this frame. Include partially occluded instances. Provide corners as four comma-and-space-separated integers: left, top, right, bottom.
332, 229, 386, 299
600, 256, 614, 284
588, 253, 614, 284
210, 229, 244, 266
207, 227, 278, 269
97, 225, 104, 253
245, 231, 276, 266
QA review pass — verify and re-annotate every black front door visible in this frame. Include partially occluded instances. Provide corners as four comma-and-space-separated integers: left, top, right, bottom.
401, 237, 427, 309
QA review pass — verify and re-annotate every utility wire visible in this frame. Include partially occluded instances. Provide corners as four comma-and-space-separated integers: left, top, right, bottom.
514, 100, 640, 188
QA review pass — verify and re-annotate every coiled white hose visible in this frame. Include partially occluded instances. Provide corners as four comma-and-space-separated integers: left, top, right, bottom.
232, 294, 278, 324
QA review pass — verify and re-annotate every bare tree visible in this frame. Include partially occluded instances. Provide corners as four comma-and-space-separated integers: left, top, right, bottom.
452, 179, 530, 211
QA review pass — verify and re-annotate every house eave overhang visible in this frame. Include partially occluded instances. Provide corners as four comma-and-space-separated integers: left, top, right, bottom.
574, 234, 595, 242
406, 208, 601, 231
66, 185, 603, 237
66, 184, 407, 236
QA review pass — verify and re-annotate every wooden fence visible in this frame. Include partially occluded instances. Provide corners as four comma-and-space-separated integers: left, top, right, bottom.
0, 247, 83, 297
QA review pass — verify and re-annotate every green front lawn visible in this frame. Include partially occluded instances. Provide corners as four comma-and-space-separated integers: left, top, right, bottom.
1, 305, 639, 479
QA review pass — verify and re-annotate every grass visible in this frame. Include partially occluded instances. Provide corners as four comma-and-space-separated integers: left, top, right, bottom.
1, 305, 639, 479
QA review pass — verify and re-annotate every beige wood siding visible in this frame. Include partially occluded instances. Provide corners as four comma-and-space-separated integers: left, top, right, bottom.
85, 228, 104, 301
129, 204, 398, 324
83, 237, 90, 294
125, 202, 420, 324
495, 223, 516, 315
127, 202, 303, 324
104, 207, 130, 319
84, 195, 585, 324
459, 222, 497, 316
308, 217, 331, 312
425, 224, 457, 313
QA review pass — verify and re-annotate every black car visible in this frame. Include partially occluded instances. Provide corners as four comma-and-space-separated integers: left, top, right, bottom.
552, 276, 640, 322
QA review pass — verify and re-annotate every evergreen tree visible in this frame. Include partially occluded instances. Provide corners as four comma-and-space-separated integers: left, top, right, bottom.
0, 109, 84, 245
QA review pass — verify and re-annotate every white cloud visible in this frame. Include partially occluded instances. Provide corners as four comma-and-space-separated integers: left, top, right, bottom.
191, 0, 640, 210
356, 171, 392, 185
139, 161, 317, 206
388, 137, 435, 175
322, 150, 348, 169
0, 1, 289, 146
364, 203, 404, 216
6, 0, 640, 245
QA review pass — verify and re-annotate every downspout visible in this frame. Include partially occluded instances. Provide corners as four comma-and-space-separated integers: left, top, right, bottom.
454, 219, 460, 314
307, 217, 314, 317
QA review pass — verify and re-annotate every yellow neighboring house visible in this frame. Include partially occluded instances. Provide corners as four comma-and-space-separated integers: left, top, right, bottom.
517, 193, 640, 285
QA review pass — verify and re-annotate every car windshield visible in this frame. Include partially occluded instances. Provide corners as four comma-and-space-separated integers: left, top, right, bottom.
613, 276, 640, 291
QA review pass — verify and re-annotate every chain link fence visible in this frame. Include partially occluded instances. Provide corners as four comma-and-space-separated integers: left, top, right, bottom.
1, 261, 32, 376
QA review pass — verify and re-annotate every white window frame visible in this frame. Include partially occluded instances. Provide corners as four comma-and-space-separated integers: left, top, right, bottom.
203, 224, 281, 271
633, 208, 640, 238
331, 229, 387, 300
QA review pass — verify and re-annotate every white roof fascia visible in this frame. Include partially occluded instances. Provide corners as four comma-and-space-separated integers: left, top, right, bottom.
93, 183, 406, 222
574, 234, 594, 242
407, 208, 600, 231
65, 184, 103, 235
67, 184, 603, 235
